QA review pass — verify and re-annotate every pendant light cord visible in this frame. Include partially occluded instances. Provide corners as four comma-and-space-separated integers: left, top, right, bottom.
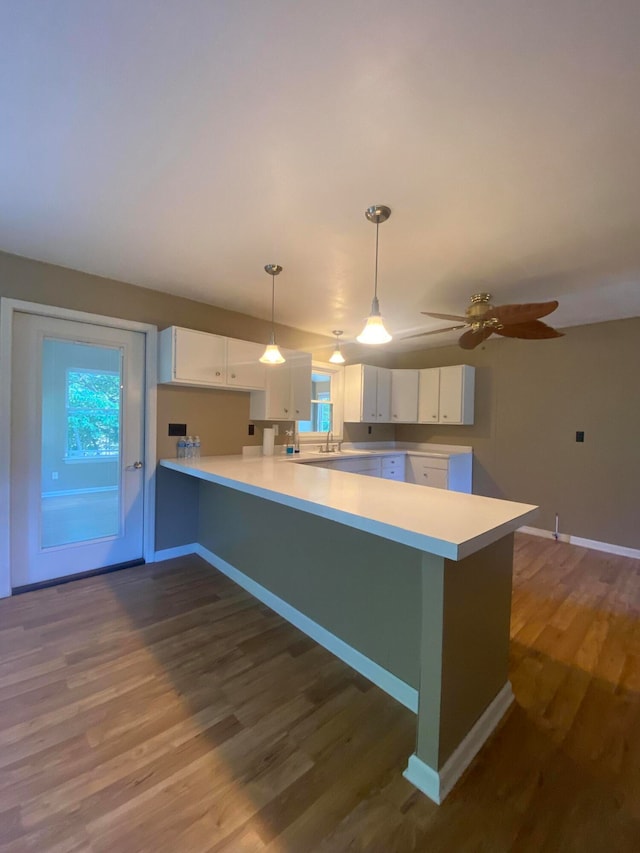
374, 219, 379, 300
271, 274, 275, 330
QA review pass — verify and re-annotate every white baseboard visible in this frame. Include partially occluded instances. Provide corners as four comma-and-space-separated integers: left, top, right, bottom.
152, 543, 197, 562
518, 526, 640, 560
403, 682, 514, 804
194, 543, 419, 713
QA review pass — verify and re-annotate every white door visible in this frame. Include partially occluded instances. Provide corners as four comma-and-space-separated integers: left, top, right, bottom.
390, 369, 419, 423
10, 313, 146, 588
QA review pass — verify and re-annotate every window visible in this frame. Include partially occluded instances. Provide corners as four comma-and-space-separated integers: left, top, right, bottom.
297, 362, 344, 441
66, 369, 121, 459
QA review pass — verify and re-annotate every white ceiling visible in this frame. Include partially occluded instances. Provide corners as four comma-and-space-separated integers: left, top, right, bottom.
2, 1, 640, 350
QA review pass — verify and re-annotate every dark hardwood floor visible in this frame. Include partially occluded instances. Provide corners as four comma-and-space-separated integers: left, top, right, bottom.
1, 533, 639, 851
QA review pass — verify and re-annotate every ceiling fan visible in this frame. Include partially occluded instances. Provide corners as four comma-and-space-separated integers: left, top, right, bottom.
408, 293, 564, 350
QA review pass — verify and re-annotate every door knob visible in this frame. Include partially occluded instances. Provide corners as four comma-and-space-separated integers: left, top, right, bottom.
132, 461, 143, 469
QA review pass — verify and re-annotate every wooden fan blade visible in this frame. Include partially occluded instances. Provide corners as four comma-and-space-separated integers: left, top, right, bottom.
421, 311, 468, 322
459, 327, 494, 349
403, 325, 467, 339
494, 320, 564, 339
492, 300, 559, 325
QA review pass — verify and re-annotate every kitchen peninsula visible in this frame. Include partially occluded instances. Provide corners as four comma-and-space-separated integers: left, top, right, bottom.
159, 451, 537, 803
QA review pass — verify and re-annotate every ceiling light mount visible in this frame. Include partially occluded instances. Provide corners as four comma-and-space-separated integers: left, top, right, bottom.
259, 264, 286, 364
357, 204, 393, 345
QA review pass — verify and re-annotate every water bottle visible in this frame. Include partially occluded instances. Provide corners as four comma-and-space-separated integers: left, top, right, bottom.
193, 436, 201, 459
177, 436, 187, 459
185, 435, 194, 459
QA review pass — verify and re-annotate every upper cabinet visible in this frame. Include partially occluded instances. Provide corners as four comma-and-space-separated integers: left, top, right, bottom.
344, 364, 391, 423
226, 338, 268, 390
249, 350, 312, 421
390, 369, 419, 423
159, 326, 266, 391
419, 365, 475, 425
344, 362, 475, 425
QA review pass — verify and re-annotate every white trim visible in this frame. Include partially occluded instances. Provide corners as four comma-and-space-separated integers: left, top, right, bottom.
152, 543, 197, 562
0, 298, 157, 598
403, 682, 514, 804
519, 526, 640, 560
194, 543, 419, 713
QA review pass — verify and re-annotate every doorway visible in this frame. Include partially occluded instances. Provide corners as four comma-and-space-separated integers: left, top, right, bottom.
0, 300, 157, 595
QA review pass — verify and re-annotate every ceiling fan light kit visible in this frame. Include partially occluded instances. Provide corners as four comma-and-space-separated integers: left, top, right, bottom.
419, 293, 563, 350
259, 264, 286, 364
357, 204, 393, 345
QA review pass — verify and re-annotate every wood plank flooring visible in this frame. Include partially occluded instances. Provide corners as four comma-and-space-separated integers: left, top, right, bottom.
1, 534, 639, 851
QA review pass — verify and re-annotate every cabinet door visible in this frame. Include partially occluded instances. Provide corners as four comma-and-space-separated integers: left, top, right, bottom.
361, 365, 379, 423
418, 368, 440, 423
264, 362, 291, 419
407, 456, 448, 489
439, 365, 476, 424
376, 368, 392, 422
390, 370, 419, 422
226, 339, 265, 390
174, 328, 226, 385
289, 351, 312, 421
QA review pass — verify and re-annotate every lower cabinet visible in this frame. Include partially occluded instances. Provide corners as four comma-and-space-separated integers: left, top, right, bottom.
304, 451, 472, 492
406, 456, 448, 489
405, 453, 473, 493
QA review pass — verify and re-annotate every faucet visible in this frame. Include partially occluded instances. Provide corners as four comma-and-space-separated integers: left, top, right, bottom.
325, 430, 333, 452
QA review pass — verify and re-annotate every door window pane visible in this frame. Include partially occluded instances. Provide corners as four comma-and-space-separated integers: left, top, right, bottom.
41, 339, 122, 548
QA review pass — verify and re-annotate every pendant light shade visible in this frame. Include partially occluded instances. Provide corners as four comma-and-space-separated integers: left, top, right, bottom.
357, 205, 393, 345
259, 264, 286, 364
329, 330, 346, 364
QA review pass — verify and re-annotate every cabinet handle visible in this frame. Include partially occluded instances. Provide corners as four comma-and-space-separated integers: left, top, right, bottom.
393, 414, 398, 418
443, 414, 448, 418
231, 373, 236, 379
284, 408, 289, 413
371, 413, 376, 417
295, 409, 300, 414
378, 413, 382, 417
432, 414, 436, 418
215, 371, 221, 377
423, 473, 429, 478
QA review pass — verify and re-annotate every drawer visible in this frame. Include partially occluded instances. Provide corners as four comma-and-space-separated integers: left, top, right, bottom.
381, 468, 404, 481
381, 455, 403, 472
417, 468, 447, 489
412, 455, 448, 470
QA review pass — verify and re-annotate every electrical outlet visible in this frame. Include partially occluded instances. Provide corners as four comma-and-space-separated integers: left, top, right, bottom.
368, 425, 372, 434
576, 431, 584, 442
248, 424, 255, 436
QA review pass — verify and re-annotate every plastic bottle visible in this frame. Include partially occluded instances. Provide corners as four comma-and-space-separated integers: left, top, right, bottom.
185, 435, 194, 459
193, 436, 201, 459
177, 436, 186, 459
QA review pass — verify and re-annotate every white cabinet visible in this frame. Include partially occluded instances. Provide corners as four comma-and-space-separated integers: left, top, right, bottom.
159, 327, 266, 391
380, 454, 405, 481
226, 338, 266, 390
406, 455, 449, 489
159, 327, 227, 387
310, 456, 382, 477
390, 370, 419, 423
405, 452, 473, 493
418, 365, 475, 425
417, 368, 440, 423
343, 364, 391, 423
249, 350, 312, 421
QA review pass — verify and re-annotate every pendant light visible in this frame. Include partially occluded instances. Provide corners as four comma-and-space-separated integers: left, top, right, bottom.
329, 330, 346, 364
259, 264, 286, 364
357, 204, 393, 344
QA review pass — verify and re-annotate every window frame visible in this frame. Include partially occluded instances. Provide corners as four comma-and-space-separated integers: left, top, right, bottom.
64, 366, 122, 462
297, 361, 344, 444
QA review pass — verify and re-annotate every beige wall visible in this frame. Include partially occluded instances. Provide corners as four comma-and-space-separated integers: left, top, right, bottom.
391, 317, 640, 550
0, 250, 335, 460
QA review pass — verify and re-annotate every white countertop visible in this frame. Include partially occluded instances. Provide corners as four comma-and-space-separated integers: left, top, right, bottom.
160, 453, 537, 561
